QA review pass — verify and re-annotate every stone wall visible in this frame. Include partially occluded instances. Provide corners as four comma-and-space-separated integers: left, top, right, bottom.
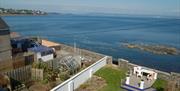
41, 39, 112, 64
58, 43, 105, 61
106, 56, 113, 64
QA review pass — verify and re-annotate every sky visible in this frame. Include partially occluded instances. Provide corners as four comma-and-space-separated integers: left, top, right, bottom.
0, 0, 180, 16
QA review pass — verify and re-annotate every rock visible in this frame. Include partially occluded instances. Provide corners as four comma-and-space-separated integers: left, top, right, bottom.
122, 43, 179, 55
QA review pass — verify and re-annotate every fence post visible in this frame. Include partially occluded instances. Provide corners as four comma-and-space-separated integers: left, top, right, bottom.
68, 81, 73, 91
89, 68, 93, 78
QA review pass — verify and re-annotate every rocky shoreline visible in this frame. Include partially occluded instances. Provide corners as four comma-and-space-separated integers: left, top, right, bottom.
122, 43, 180, 55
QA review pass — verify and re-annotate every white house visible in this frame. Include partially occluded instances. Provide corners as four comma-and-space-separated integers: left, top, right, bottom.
28, 46, 54, 62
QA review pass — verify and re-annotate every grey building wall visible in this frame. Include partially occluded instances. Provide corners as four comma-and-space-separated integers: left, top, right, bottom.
0, 17, 12, 71
0, 51, 11, 61
0, 35, 12, 62
0, 17, 12, 62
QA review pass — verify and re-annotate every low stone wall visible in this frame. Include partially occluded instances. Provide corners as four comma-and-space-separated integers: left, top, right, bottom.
106, 56, 113, 64
42, 39, 107, 63
58, 43, 105, 61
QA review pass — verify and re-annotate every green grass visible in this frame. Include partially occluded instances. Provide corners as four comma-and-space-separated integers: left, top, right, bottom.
152, 78, 167, 91
94, 65, 126, 91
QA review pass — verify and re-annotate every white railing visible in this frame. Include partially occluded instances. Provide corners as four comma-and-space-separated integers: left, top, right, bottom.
51, 56, 108, 91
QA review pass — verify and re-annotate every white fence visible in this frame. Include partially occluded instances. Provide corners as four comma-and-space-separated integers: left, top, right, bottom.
51, 56, 109, 91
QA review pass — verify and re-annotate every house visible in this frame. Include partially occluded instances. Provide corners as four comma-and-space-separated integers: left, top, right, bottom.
0, 17, 12, 61
28, 46, 54, 62
10, 32, 21, 38
41, 39, 61, 57
0, 17, 13, 71
11, 37, 40, 54
41, 39, 61, 50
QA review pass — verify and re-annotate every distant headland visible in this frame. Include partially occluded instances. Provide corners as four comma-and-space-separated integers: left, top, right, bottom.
0, 8, 47, 16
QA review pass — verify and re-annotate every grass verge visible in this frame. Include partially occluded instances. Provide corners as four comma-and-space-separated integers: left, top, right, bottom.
152, 78, 167, 91
94, 65, 126, 91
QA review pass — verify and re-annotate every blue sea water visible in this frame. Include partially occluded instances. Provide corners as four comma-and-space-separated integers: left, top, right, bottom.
2, 14, 180, 73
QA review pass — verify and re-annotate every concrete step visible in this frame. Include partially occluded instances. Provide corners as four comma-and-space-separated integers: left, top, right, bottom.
121, 84, 156, 91
121, 84, 140, 91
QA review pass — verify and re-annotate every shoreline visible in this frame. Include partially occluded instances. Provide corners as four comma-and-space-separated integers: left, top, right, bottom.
0, 14, 48, 16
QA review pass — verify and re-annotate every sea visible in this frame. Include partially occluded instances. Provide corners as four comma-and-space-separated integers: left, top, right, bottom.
2, 14, 180, 73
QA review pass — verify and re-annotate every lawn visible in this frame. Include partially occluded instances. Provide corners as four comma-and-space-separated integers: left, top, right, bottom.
152, 78, 167, 91
94, 65, 127, 91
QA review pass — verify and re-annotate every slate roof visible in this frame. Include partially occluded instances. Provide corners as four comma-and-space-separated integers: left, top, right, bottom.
0, 17, 9, 30
28, 45, 53, 53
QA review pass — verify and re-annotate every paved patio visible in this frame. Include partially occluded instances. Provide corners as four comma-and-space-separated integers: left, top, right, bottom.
121, 75, 156, 91
130, 75, 155, 88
